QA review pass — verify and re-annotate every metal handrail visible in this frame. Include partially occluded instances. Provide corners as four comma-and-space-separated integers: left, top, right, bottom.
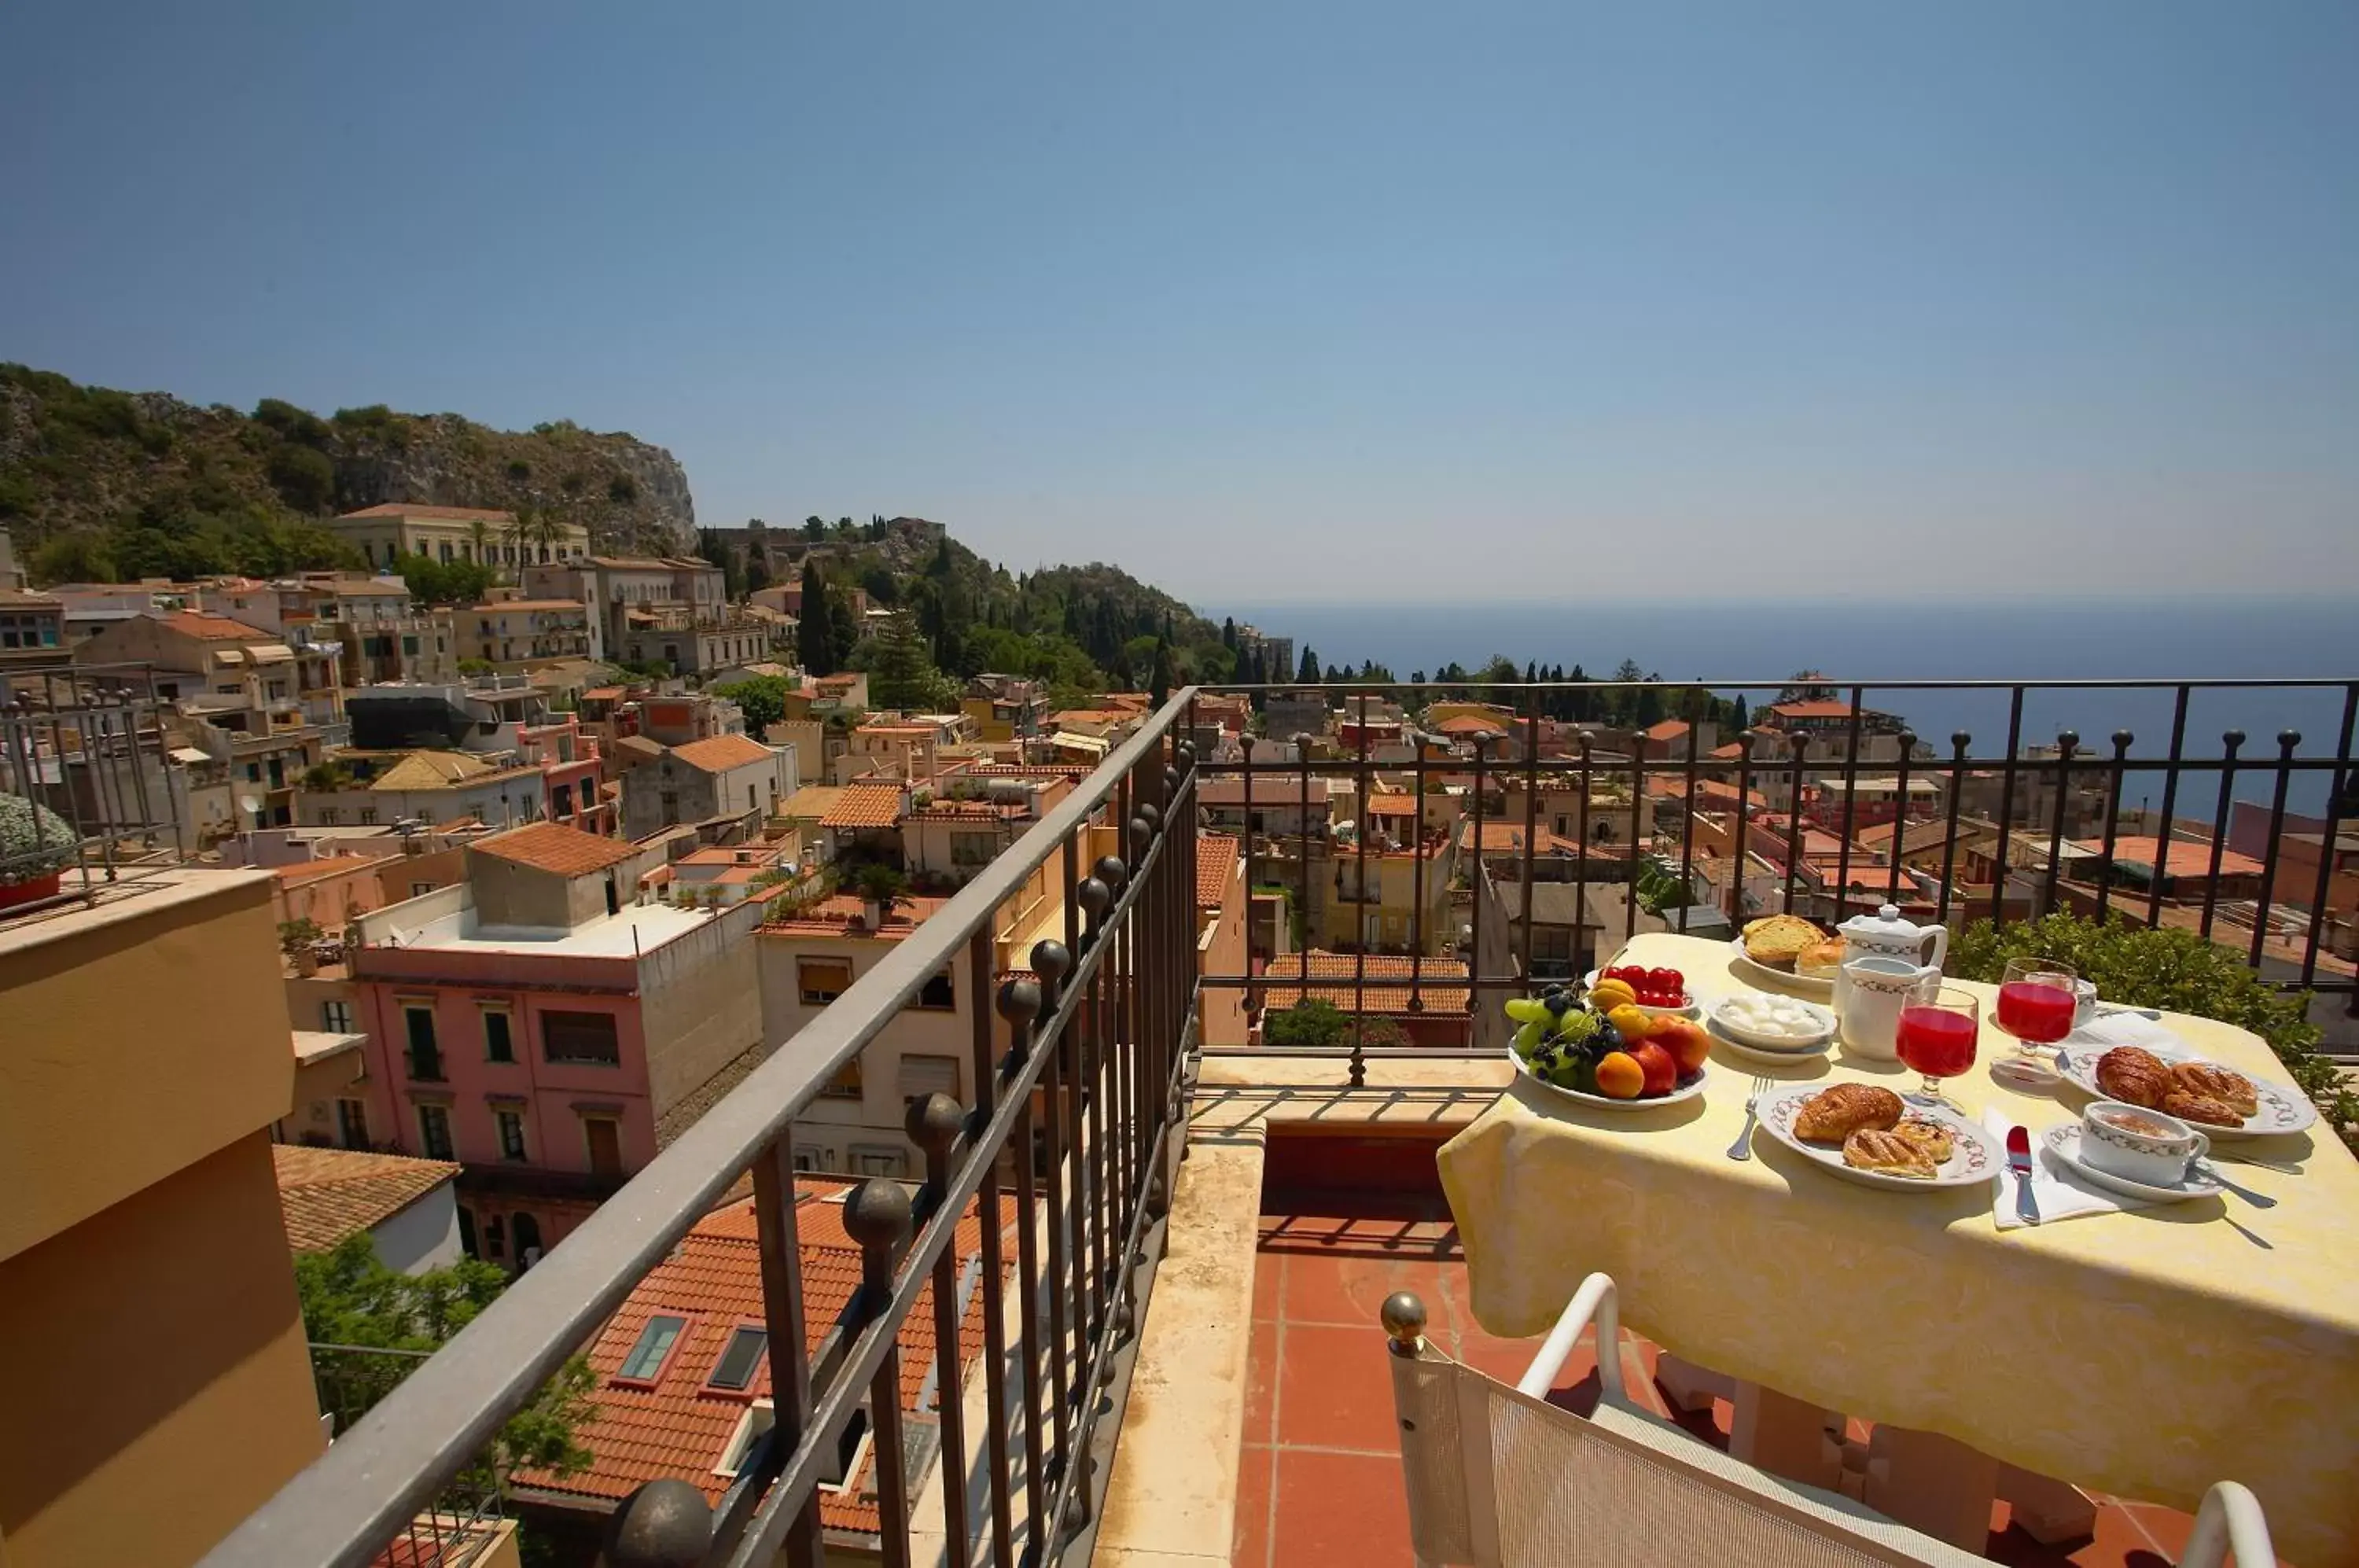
204, 687, 1209, 1567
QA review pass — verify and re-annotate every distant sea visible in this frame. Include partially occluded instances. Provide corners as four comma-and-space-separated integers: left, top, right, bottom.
1220, 598, 2358, 817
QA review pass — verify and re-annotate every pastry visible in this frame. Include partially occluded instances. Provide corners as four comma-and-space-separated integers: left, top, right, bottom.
1842, 1128, 1937, 1178
2167, 1062, 2258, 1118
1795, 939, 1848, 979
2161, 1089, 2244, 1128
1892, 1116, 1956, 1165
1743, 915, 1824, 967
2093, 1046, 2171, 1108
1793, 1084, 1904, 1143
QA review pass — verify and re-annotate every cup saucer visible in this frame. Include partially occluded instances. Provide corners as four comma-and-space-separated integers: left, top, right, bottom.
2042, 1124, 2223, 1203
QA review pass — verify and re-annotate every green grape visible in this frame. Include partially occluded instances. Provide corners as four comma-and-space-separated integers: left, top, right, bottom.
1554, 1010, 1601, 1047
1513, 1019, 1546, 1058
1503, 997, 1550, 1026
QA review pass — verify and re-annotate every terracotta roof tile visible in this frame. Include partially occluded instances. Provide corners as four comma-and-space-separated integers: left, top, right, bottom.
1456, 821, 1575, 855
1260, 951, 1470, 1014
337, 502, 515, 521
668, 734, 777, 773
1643, 719, 1691, 740
273, 1145, 458, 1253
160, 609, 270, 641
1195, 834, 1239, 908
471, 821, 639, 877
821, 782, 906, 830
510, 1185, 1014, 1537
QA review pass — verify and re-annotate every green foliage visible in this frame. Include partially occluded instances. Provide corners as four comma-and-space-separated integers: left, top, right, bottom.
1949, 912, 2354, 1137
712, 673, 790, 733
797, 561, 838, 675
399, 554, 495, 606
267, 442, 337, 511
456, 657, 498, 676
859, 609, 956, 712
296, 1234, 595, 1482
849, 861, 912, 910
1263, 997, 1408, 1050
277, 916, 325, 955
1, 792, 80, 882
302, 762, 358, 792
28, 532, 116, 584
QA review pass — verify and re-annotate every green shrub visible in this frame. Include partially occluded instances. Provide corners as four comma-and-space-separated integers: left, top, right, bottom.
1949, 911, 2354, 1139
267, 443, 337, 512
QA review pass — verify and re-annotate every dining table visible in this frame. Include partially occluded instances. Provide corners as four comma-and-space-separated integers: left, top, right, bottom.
1436, 932, 2359, 1567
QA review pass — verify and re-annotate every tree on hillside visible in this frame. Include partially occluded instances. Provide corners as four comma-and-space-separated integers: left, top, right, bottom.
1298, 647, 1322, 683
697, 530, 745, 598
1150, 638, 1173, 706
398, 556, 494, 607
797, 561, 837, 673
712, 674, 790, 733
1222, 617, 1237, 650
297, 1234, 594, 1487
862, 610, 955, 712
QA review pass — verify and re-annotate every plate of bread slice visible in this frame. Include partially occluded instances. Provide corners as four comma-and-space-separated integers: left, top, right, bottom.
1754, 1082, 2000, 1190
2055, 1043, 2317, 1139
1728, 915, 1842, 998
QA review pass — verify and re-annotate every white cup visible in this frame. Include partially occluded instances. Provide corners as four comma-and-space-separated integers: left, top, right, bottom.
2081, 1101, 2208, 1187
2071, 979, 2100, 1030
1835, 956, 1935, 1061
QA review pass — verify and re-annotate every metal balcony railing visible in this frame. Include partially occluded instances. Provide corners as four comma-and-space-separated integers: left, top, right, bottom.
1183, 678, 2359, 1077
205, 694, 1208, 1568
0, 664, 189, 910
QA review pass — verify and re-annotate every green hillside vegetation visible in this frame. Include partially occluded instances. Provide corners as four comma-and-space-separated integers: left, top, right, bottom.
1, 363, 691, 583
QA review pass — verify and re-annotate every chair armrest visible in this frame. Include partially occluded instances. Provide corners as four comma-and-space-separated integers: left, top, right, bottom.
2179, 1481, 2273, 1568
1516, 1271, 1625, 1404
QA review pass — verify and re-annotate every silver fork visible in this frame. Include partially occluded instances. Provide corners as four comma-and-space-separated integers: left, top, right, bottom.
1726, 1074, 1773, 1161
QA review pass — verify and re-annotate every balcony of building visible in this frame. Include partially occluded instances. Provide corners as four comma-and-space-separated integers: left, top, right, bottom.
201, 680, 2355, 1568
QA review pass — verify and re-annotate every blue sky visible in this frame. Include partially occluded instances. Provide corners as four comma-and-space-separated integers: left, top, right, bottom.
2, 3, 2354, 603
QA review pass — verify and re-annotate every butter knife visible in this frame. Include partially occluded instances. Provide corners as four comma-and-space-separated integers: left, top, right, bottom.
2006, 1125, 2041, 1226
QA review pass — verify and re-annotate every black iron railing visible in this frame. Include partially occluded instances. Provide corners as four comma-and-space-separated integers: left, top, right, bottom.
0, 664, 190, 907
206, 694, 1206, 1568
1185, 679, 2358, 1076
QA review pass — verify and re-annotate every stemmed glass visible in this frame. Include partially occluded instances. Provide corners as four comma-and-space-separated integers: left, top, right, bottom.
1895, 985, 1981, 1110
1992, 957, 2080, 1077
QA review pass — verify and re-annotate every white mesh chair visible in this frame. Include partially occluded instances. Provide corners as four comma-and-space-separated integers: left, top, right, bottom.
1380, 1274, 2275, 1568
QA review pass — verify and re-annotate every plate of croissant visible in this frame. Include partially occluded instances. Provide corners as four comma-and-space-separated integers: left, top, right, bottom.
1754, 1082, 2000, 1190
2058, 1043, 2317, 1139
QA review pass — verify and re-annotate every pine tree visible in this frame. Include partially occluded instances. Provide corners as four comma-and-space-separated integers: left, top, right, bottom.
1298, 647, 1322, 683
797, 561, 836, 674
867, 610, 951, 711
1150, 639, 1173, 706
1222, 617, 1237, 650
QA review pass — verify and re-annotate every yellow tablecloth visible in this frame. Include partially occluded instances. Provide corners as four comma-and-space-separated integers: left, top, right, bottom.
1437, 933, 2359, 1567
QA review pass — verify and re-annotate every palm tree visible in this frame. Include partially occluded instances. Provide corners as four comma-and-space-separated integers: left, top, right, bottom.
504, 505, 570, 570
466, 517, 495, 568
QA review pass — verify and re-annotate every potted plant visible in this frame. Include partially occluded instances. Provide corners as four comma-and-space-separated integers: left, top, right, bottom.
849, 862, 911, 931
278, 916, 326, 975
0, 792, 78, 910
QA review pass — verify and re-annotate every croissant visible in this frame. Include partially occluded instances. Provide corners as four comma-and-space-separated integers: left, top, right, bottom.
2161, 1090, 2244, 1128
2167, 1062, 2258, 1117
2094, 1046, 2170, 1109
1794, 1084, 1904, 1143
1843, 1128, 1937, 1178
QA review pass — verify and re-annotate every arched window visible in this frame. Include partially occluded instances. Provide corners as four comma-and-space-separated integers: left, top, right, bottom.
512, 1213, 544, 1268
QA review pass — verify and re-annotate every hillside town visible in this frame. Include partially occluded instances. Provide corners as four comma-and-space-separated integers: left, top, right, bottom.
3, 502, 2355, 1568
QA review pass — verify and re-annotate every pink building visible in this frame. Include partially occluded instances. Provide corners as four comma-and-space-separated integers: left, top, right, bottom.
344, 823, 767, 1269
517, 713, 611, 836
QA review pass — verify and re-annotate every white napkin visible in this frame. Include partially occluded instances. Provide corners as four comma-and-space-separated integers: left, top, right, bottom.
1980, 1107, 2160, 1230
2066, 1011, 2193, 1056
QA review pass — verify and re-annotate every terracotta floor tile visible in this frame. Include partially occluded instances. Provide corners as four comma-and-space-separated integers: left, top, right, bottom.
1273, 1323, 1406, 1454
1280, 1249, 1452, 1331
1270, 1449, 1415, 1567
2118, 1502, 2194, 1564
1242, 1320, 1279, 1447
1231, 1443, 1274, 1568
1455, 1327, 1560, 1390
1250, 1250, 1282, 1324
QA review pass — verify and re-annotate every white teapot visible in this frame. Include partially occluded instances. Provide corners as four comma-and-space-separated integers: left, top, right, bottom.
1837, 903, 1948, 972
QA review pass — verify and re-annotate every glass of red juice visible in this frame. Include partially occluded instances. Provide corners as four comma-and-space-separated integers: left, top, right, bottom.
1994, 959, 2080, 1071
1896, 986, 1981, 1109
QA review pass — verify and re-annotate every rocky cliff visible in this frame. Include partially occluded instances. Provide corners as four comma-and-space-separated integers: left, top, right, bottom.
0, 364, 697, 561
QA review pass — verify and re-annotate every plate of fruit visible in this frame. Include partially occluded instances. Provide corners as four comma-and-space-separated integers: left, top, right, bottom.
1506, 985, 1712, 1110
1585, 964, 1701, 1018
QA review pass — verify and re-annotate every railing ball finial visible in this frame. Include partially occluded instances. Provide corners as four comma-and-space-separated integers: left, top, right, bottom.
1076, 876, 1113, 926
1095, 854, 1128, 889
1174, 739, 1195, 767
1381, 1291, 1427, 1355
2056, 730, 2079, 753
1952, 730, 1971, 753
844, 1176, 914, 1256
2112, 729, 2134, 752
903, 1090, 965, 1154
1030, 939, 1072, 988
1239, 733, 1256, 759
1129, 817, 1154, 854
1897, 728, 1917, 749
996, 975, 1043, 1026
2279, 728, 2302, 751
2223, 729, 2246, 749
602, 1478, 712, 1568
1136, 801, 1163, 834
